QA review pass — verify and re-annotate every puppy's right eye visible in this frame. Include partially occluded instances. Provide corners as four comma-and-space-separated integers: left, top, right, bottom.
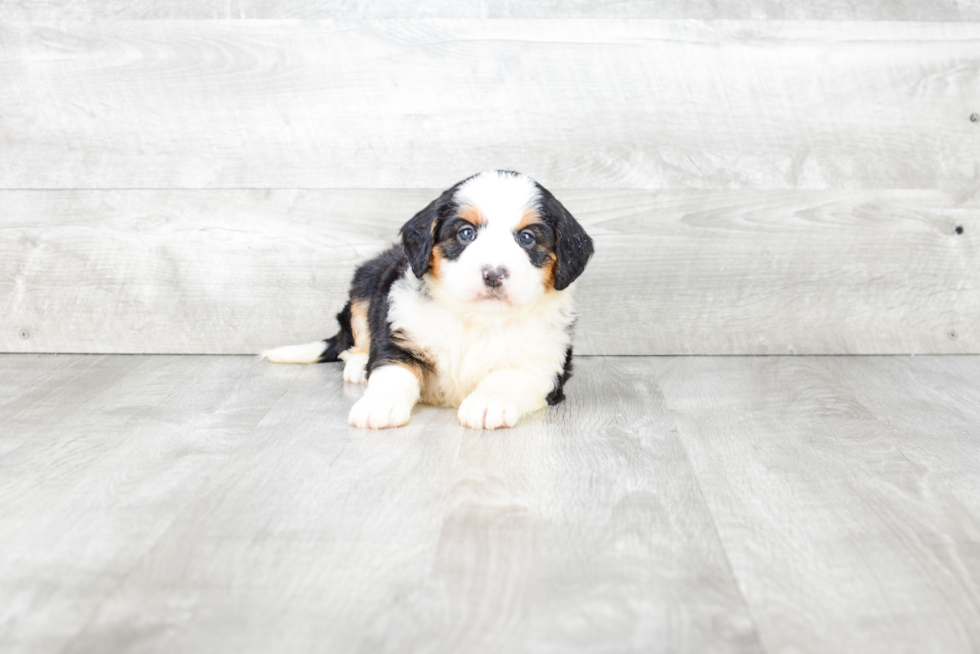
458, 227, 476, 242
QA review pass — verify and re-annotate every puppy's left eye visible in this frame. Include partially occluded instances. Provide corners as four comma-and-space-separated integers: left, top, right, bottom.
518, 230, 535, 247
458, 227, 476, 242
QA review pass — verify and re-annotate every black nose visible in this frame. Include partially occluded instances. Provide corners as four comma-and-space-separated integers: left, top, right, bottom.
482, 266, 507, 288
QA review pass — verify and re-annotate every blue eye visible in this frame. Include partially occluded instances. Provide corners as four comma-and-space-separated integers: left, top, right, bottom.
458, 227, 476, 242
519, 230, 535, 246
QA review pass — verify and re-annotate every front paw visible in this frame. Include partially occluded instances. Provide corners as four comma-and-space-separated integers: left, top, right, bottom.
343, 352, 369, 384
348, 393, 413, 429
458, 393, 521, 430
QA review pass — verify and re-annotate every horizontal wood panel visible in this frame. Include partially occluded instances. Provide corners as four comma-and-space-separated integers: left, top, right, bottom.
1, 20, 978, 190
1, 189, 976, 355
4, 0, 980, 20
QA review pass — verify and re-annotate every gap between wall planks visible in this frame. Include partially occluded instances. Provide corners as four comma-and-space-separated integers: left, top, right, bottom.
1, 189, 977, 356
1, 20, 978, 190
3, 0, 980, 20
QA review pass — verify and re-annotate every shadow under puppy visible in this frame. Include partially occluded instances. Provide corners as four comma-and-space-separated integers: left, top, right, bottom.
263, 170, 594, 429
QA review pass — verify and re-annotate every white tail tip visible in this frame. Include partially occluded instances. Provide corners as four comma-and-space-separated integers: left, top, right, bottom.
260, 340, 328, 364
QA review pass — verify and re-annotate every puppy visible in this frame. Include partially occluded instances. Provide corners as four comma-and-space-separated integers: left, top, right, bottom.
263, 170, 594, 429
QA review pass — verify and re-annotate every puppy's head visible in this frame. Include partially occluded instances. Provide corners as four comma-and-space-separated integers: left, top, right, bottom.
400, 171, 594, 313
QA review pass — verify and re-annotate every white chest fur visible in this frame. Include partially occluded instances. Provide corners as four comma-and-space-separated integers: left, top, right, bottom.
387, 274, 577, 407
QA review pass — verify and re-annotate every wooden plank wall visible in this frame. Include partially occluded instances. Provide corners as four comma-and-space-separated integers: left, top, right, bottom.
1, 6, 978, 355
2, 1, 980, 20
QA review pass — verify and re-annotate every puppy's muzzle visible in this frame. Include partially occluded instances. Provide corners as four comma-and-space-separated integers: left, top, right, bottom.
482, 266, 508, 289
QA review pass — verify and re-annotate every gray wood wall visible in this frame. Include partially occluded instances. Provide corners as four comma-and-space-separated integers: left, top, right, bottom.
2, 4, 978, 355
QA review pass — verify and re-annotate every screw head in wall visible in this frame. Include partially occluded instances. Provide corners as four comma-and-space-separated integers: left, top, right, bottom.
949, 330, 959, 340
972, 114, 980, 123
19, 329, 29, 340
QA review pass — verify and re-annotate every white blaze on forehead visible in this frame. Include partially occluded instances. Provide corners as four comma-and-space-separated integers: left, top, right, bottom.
454, 171, 540, 230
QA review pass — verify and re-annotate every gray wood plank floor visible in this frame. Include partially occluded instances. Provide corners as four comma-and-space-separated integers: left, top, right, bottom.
1, 354, 978, 653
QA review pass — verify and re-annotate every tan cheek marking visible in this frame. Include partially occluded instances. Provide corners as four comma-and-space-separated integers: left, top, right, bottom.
350, 300, 371, 353
458, 204, 486, 227
541, 252, 558, 291
517, 210, 558, 290
429, 244, 444, 281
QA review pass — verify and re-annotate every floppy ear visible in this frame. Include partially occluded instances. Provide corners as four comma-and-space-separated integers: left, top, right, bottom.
538, 189, 594, 291
399, 188, 456, 279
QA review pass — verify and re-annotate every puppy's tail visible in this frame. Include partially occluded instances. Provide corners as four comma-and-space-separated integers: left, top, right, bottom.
259, 302, 355, 364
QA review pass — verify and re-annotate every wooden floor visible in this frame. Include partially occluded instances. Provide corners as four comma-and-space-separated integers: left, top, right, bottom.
2, 354, 979, 653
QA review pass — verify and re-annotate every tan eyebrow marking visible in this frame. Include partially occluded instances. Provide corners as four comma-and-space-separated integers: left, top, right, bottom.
457, 204, 486, 227
517, 207, 540, 230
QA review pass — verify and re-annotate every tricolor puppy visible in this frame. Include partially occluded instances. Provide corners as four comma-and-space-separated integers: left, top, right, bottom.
263, 170, 594, 430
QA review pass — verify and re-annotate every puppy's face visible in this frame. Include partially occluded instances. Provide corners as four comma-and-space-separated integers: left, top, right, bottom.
400, 171, 594, 315
431, 174, 556, 311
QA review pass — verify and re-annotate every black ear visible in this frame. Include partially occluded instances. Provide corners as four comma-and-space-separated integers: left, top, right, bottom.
537, 187, 594, 291
399, 188, 457, 279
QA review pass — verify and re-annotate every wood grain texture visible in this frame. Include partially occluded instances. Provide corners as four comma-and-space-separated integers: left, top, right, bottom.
2, 354, 979, 652
0, 354, 147, 456
1, 20, 978, 190
651, 355, 980, 653
1, 189, 977, 355
351, 357, 758, 653
0, 355, 760, 653
0, 354, 304, 654
56, 363, 467, 654
820, 355, 980, 513
4, 0, 980, 20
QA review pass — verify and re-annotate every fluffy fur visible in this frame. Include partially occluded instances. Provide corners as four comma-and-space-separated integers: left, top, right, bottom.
263, 170, 594, 430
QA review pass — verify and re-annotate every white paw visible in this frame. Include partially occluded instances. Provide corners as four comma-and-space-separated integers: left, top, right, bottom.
343, 352, 369, 384
348, 393, 413, 429
458, 393, 521, 430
